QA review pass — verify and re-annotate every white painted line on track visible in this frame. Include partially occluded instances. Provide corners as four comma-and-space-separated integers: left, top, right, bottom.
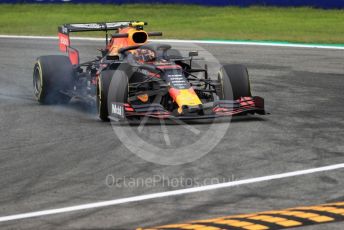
0, 163, 344, 222
1, 34, 344, 50
155, 39, 344, 50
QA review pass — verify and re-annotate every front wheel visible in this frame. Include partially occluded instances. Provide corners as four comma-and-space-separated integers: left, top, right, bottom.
97, 70, 128, 121
217, 64, 252, 100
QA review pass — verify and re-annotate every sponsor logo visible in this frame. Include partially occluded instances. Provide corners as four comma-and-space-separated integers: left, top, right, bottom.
71, 23, 103, 29
59, 35, 69, 46
70, 22, 131, 30
111, 103, 124, 118
106, 22, 131, 28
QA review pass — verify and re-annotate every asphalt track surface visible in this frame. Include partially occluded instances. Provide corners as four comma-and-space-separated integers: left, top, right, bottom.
0, 37, 343, 229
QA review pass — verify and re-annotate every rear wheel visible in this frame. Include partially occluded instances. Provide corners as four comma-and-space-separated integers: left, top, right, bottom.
33, 55, 74, 104
97, 70, 128, 121
218, 64, 252, 100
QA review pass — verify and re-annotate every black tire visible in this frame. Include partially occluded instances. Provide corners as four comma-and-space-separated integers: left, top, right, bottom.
33, 55, 74, 104
97, 70, 128, 121
218, 64, 252, 100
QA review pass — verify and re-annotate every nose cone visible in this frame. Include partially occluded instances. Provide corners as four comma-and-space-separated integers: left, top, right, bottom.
169, 88, 202, 114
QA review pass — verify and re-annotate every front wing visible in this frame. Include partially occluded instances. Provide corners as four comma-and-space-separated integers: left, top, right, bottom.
109, 96, 265, 121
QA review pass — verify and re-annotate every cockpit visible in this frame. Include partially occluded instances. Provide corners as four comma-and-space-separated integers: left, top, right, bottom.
132, 48, 156, 63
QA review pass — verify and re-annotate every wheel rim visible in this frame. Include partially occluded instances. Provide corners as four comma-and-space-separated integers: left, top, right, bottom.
33, 64, 42, 98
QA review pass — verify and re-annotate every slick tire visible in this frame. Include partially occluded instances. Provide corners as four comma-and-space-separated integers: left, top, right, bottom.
218, 64, 252, 100
97, 70, 128, 122
33, 55, 74, 104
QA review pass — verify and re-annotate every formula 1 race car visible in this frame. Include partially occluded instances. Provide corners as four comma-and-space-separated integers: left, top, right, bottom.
33, 21, 265, 121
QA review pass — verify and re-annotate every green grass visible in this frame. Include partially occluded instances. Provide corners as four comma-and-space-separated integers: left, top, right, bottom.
1, 4, 344, 44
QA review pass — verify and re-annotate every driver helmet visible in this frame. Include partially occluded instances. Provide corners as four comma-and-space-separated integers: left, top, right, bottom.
133, 48, 156, 62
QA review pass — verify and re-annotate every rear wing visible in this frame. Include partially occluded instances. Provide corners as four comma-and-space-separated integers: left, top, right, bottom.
58, 21, 146, 64
58, 21, 146, 35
